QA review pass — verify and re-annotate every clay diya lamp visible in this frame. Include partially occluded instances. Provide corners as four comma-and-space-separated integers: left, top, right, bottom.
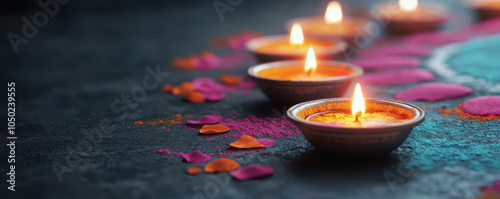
246, 24, 347, 63
285, 1, 370, 45
248, 48, 363, 105
468, 0, 500, 21
287, 84, 425, 155
372, 0, 449, 35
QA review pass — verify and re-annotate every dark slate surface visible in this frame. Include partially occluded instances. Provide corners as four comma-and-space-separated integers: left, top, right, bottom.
1, 0, 499, 198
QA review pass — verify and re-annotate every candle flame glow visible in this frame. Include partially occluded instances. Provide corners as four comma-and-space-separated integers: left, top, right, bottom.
352, 83, 365, 116
400, 0, 418, 11
325, 1, 343, 24
305, 47, 316, 76
290, 24, 304, 45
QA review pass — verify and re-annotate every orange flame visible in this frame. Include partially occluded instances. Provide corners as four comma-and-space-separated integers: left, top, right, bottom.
400, 0, 418, 11
325, 1, 343, 24
290, 24, 304, 45
352, 83, 365, 116
305, 48, 316, 76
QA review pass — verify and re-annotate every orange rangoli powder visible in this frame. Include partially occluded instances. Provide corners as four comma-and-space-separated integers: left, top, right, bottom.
438, 103, 500, 123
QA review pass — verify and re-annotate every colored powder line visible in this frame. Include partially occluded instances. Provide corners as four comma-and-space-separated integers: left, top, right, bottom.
135, 114, 193, 127
438, 104, 500, 123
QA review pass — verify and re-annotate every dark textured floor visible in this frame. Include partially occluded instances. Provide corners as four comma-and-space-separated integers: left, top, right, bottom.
1, 0, 499, 198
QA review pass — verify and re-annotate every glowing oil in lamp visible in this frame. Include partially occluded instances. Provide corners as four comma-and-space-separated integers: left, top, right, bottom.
254, 24, 336, 55
285, 1, 368, 44
306, 84, 414, 127
256, 48, 354, 81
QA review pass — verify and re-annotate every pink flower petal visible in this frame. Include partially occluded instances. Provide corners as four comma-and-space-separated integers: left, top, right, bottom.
462, 96, 500, 116
230, 165, 274, 181
359, 44, 431, 57
153, 149, 172, 155
188, 114, 222, 125
395, 83, 473, 101
192, 78, 221, 93
350, 57, 419, 70
176, 150, 211, 164
361, 69, 435, 85
203, 90, 227, 101
256, 139, 276, 147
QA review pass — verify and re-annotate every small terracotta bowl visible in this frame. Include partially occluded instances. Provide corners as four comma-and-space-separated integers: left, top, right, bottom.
287, 98, 425, 155
246, 35, 347, 63
248, 60, 363, 106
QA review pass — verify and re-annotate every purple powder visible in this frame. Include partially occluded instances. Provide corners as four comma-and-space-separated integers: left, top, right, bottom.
204, 138, 216, 141
230, 165, 274, 181
220, 115, 300, 139
361, 69, 435, 85
153, 149, 172, 155
395, 83, 473, 101
462, 96, 500, 116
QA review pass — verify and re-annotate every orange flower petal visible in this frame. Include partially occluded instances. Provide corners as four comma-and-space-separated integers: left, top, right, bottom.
187, 167, 202, 175
230, 135, 266, 149
162, 84, 173, 93
219, 74, 243, 86
185, 91, 205, 103
199, 124, 230, 134
204, 157, 240, 173
172, 82, 194, 96
172, 56, 197, 70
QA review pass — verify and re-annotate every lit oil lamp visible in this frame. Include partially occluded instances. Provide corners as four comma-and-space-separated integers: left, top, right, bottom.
467, 0, 500, 21
285, 1, 369, 45
372, 0, 449, 35
248, 48, 363, 105
246, 24, 347, 63
287, 84, 425, 155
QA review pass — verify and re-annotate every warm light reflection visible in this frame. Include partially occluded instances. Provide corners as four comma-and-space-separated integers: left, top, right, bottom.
352, 83, 365, 116
400, 0, 418, 11
325, 1, 343, 24
305, 48, 316, 76
290, 24, 304, 45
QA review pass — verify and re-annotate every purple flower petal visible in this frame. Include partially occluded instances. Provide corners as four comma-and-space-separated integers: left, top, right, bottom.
230, 165, 274, 181
350, 57, 419, 70
395, 83, 473, 101
462, 96, 500, 116
192, 78, 221, 93
188, 114, 222, 125
361, 69, 434, 85
176, 150, 211, 164
256, 139, 275, 147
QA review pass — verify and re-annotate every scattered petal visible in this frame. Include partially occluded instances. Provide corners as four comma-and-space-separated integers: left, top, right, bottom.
200, 124, 230, 134
359, 44, 431, 57
184, 91, 205, 103
204, 157, 240, 173
256, 138, 276, 147
172, 82, 195, 96
475, 190, 500, 199
350, 57, 419, 70
395, 83, 473, 101
220, 74, 243, 86
187, 167, 202, 175
462, 96, 500, 116
230, 135, 266, 149
361, 69, 435, 85
162, 84, 173, 93
230, 165, 274, 181
203, 90, 227, 101
188, 114, 222, 125
177, 150, 211, 164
